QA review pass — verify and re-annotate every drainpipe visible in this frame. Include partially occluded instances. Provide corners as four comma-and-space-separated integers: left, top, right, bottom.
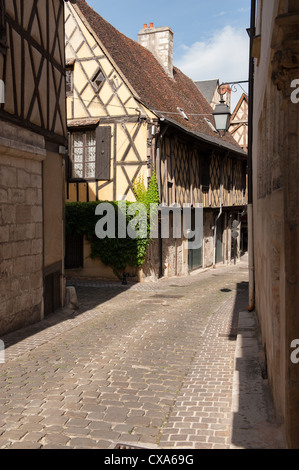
247, 0, 256, 310
175, 238, 178, 276
156, 137, 163, 278
213, 158, 223, 267
156, 124, 169, 278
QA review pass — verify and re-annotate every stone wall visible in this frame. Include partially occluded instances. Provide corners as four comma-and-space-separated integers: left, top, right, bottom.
0, 122, 46, 335
140, 228, 188, 281
252, 0, 299, 448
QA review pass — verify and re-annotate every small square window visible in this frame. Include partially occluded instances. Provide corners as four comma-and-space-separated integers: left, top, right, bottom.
92, 68, 105, 91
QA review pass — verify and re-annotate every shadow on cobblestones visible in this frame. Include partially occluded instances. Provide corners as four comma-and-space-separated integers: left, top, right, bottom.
1, 281, 134, 352
2, 270, 249, 355
0, 255, 282, 449
230, 281, 248, 336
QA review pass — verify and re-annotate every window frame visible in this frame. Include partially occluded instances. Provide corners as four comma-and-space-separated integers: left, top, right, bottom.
91, 67, 105, 92
65, 66, 74, 96
69, 129, 97, 181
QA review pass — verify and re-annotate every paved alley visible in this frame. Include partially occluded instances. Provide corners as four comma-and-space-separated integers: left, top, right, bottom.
0, 256, 284, 449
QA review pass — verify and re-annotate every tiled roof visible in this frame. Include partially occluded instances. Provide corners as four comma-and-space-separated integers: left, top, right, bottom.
75, 0, 245, 154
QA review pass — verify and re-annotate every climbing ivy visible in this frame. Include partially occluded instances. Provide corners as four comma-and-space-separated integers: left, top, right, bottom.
65, 171, 159, 277
132, 170, 160, 267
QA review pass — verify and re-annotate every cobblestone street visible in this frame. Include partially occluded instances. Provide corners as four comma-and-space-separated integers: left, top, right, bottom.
0, 256, 283, 449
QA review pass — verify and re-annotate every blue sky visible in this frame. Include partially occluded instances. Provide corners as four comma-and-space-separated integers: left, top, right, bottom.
88, 0, 251, 107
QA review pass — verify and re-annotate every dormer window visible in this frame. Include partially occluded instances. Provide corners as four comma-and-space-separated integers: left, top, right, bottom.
92, 68, 105, 91
177, 107, 189, 121
0, 0, 7, 55
204, 118, 217, 133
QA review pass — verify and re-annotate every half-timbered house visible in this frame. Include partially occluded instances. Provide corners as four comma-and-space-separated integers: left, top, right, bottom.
229, 92, 248, 152
64, 0, 247, 282
0, 0, 72, 335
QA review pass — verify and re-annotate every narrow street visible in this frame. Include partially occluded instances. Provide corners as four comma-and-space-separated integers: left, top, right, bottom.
0, 256, 283, 449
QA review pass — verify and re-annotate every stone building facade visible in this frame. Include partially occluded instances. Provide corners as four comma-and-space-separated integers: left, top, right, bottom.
0, 0, 70, 336
0, 123, 45, 334
251, 0, 299, 448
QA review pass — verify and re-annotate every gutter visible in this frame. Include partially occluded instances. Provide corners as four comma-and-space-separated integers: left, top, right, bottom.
247, 0, 256, 311
156, 124, 169, 278
213, 159, 223, 267
134, 96, 247, 158
153, 113, 247, 159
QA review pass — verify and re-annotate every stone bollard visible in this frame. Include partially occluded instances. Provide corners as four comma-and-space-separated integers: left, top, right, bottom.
65, 286, 79, 312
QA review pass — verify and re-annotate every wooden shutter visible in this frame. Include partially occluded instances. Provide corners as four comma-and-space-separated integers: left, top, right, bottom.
96, 126, 111, 180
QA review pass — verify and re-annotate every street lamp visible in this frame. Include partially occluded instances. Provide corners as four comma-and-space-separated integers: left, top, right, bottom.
212, 80, 249, 134
212, 96, 231, 133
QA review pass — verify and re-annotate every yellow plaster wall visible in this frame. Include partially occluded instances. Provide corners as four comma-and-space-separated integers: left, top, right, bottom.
66, 3, 138, 120
64, 2, 158, 279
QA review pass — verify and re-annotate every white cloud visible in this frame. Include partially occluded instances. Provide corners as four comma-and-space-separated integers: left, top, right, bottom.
213, 11, 227, 17
237, 7, 250, 13
176, 25, 249, 84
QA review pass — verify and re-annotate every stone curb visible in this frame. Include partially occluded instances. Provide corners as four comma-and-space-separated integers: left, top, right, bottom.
230, 311, 285, 449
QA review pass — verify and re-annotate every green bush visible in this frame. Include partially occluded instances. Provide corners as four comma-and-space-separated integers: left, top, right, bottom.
65, 172, 159, 277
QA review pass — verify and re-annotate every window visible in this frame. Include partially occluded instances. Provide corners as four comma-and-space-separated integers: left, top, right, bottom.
65, 59, 75, 95
69, 126, 111, 180
72, 131, 96, 179
0, 0, 7, 55
177, 107, 189, 121
66, 67, 74, 95
92, 68, 105, 91
204, 118, 217, 133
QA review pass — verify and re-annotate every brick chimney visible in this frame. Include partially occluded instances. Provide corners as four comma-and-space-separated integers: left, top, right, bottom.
138, 23, 174, 79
